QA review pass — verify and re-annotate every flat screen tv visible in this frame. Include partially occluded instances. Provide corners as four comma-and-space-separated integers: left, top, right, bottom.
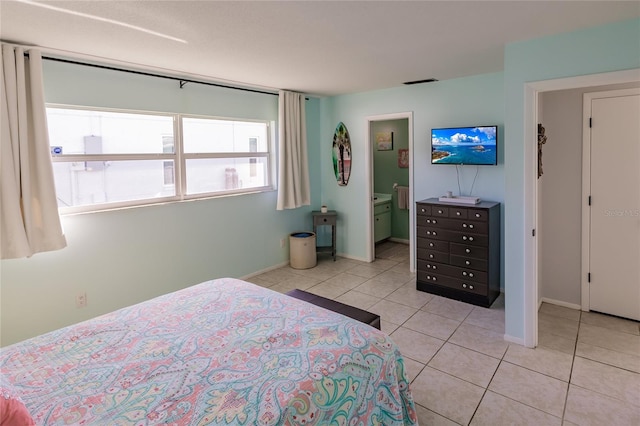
431, 125, 498, 165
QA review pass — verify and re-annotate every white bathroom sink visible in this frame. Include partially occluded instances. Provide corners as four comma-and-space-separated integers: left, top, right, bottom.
373, 193, 392, 205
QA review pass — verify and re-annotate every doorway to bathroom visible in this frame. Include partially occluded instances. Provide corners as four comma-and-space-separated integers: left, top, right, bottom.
365, 112, 414, 271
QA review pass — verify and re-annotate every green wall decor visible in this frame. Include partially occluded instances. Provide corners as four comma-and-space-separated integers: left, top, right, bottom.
332, 122, 352, 186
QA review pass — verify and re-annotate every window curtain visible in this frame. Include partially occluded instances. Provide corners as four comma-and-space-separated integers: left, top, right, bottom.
1, 44, 66, 259
276, 90, 310, 210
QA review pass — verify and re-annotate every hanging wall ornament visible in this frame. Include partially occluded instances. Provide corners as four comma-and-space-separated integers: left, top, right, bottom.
332, 122, 352, 186
538, 123, 547, 178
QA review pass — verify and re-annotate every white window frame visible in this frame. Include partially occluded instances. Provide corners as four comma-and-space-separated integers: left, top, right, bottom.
47, 104, 274, 214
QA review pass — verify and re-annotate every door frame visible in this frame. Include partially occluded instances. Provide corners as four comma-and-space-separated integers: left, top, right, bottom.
581, 88, 640, 312
523, 69, 640, 348
365, 112, 415, 271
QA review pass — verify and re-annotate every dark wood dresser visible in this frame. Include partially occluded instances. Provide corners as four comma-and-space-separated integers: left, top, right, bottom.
416, 198, 501, 307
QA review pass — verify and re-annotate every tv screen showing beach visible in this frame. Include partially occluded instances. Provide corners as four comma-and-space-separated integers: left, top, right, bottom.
431, 126, 497, 165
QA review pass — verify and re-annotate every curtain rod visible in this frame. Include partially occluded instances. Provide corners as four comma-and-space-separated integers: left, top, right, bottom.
32, 54, 279, 97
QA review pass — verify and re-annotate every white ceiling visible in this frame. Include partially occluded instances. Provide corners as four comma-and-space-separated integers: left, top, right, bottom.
1, 1, 639, 96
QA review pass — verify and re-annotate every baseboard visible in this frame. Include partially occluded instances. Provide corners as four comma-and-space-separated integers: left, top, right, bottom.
503, 334, 526, 346
336, 252, 369, 262
540, 297, 581, 311
240, 261, 289, 280
388, 238, 410, 245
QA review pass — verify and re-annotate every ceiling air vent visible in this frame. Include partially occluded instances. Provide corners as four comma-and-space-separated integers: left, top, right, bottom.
403, 78, 439, 85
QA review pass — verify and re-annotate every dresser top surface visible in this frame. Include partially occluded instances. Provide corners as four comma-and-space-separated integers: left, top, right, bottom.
417, 198, 500, 209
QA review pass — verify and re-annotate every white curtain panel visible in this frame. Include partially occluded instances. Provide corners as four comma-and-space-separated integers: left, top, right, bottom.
0, 44, 66, 259
276, 90, 310, 210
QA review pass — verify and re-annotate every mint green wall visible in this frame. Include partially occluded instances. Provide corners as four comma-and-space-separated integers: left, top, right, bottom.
0, 61, 322, 346
320, 73, 505, 261
372, 119, 409, 240
503, 18, 640, 341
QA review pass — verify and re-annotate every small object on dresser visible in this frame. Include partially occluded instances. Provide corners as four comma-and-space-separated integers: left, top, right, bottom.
321, 205, 328, 213
438, 195, 481, 204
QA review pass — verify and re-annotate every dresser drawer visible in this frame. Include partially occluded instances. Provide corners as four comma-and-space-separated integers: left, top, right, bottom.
418, 260, 487, 284
417, 271, 487, 296
426, 218, 488, 234
417, 259, 450, 275
417, 237, 449, 252
418, 249, 449, 263
450, 243, 488, 260
431, 206, 449, 217
468, 209, 489, 221
458, 220, 488, 234
416, 226, 454, 240
450, 231, 488, 247
448, 207, 468, 219
416, 216, 443, 227
416, 204, 431, 216
450, 255, 487, 271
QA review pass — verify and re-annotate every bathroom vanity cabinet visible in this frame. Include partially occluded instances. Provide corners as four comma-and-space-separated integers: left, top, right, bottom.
374, 196, 392, 243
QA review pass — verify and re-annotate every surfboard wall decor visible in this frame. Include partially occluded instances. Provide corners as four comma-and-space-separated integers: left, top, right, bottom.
332, 122, 352, 186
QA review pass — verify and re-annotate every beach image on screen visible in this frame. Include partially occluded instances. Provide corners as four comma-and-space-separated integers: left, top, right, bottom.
432, 126, 497, 165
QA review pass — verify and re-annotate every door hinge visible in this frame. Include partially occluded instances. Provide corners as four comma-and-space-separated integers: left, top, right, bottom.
588, 272, 591, 283
532, 229, 536, 237
588, 196, 591, 206
589, 117, 592, 128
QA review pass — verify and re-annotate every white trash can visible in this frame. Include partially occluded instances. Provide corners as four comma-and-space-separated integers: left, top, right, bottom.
289, 232, 317, 269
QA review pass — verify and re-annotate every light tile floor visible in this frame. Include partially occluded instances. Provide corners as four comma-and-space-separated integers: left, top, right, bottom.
246, 241, 640, 425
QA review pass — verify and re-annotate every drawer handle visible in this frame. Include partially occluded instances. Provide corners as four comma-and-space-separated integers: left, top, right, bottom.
456, 211, 461, 216
426, 231, 431, 235
438, 210, 443, 214
386, 205, 389, 209
429, 254, 434, 258
323, 218, 328, 222
421, 208, 425, 213
463, 236, 468, 241
433, 220, 437, 224
463, 272, 468, 276
469, 224, 474, 229
433, 232, 437, 236
463, 284, 467, 288
469, 272, 474, 278
469, 237, 474, 242
429, 243, 434, 247
465, 260, 470, 265
376, 218, 379, 222
432, 276, 437, 281
465, 248, 471, 253
433, 265, 437, 270
427, 219, 431, 224
475, 213, 481, 218
427, 275, 431, 279
427, 264, 431, 269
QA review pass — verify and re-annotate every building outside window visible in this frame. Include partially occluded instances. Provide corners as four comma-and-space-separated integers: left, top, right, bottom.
47, 106, 273, 213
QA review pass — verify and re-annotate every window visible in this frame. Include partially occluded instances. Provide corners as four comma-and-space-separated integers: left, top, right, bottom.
47, 106, 273, 213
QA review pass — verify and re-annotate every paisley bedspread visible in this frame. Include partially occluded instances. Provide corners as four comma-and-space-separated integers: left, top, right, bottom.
1, 278, 417, 425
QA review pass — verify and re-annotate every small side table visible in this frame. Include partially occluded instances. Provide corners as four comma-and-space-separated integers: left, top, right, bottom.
312, 210, 337, 261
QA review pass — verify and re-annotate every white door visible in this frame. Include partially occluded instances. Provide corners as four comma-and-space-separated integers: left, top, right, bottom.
587, 89, 640, 321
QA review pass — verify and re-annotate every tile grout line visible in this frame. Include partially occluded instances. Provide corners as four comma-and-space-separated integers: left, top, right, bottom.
560, 309, 582, 424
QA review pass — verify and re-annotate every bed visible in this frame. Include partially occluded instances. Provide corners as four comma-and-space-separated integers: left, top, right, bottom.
0, 278, 417, 425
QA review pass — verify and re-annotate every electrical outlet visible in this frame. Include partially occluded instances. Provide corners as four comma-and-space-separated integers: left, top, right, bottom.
280, 238, 286, 248
76, 292, 87, 308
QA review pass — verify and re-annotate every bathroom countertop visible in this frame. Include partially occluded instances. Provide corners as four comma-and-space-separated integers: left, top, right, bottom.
373, 193, 392, 206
